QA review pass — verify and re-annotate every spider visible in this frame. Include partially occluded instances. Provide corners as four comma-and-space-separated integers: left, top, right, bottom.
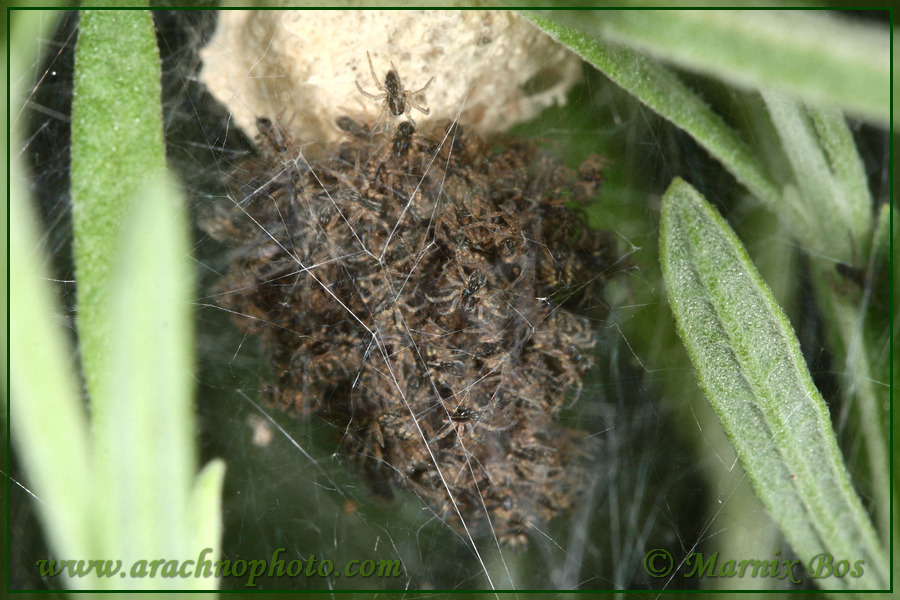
355, 51, 433, 129
255, 117, 298, 159
335, 115, 368, 139
427, 265, 490, 316
433, 404, 512, 444
392, 120, 415, 157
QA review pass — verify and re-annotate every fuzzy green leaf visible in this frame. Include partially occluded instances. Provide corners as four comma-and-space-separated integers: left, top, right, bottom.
9, 9, 94, 585
523, 11, 782, 208
70, 8, 166, 399
660, 178, 887, 590
90, 173, 207, 583
190, 458, 228, 584
10, 156, 94, 578
529, 9, 889, 126
88, 170, 224, 589
30, 7, 226, 589
762, 91, 872, 263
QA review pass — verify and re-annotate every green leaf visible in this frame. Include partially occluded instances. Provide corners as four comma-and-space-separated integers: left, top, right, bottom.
11, 7, 226, 590
9, 8, 94, 583
10, 155, 94, 577
523, 11, 782, 208
69, 8, 225, 590
529, 9, 889, 126
190, 459, 228, 580
71, 8, 166, 400
762, 91, 872, 262
87, 171, 224, 590
762, 92, 888, 537
91, 173, 208, 583
659, 178, 887, 590
812, 267, 890, 541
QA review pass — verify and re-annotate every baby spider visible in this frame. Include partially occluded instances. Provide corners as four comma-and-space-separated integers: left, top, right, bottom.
355, 51, 433, 129
433, 405, 512, 445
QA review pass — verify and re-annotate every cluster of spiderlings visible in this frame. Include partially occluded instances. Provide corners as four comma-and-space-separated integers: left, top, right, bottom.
201, 114, 619, 549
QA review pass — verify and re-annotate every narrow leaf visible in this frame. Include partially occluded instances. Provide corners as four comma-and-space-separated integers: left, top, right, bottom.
524, 11, 782, 209
70, 8, 166, 400
189, 459, 228, 590
531, 10, 889, 125
91, 173, 200, 581
10, 158, 94, 576
660, 178, 887, 590
67, 7, 225, 590
762, 91, 871, 262
9, 9, 95, 586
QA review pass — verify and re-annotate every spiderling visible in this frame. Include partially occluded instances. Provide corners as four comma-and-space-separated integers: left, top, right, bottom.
201, 111, 621, 550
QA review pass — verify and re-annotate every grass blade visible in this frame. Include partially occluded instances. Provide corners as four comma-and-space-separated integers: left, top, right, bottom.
659, 178, 887, 590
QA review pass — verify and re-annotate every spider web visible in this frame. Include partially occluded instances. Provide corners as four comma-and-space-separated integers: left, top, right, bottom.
10, 9, 890, 593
